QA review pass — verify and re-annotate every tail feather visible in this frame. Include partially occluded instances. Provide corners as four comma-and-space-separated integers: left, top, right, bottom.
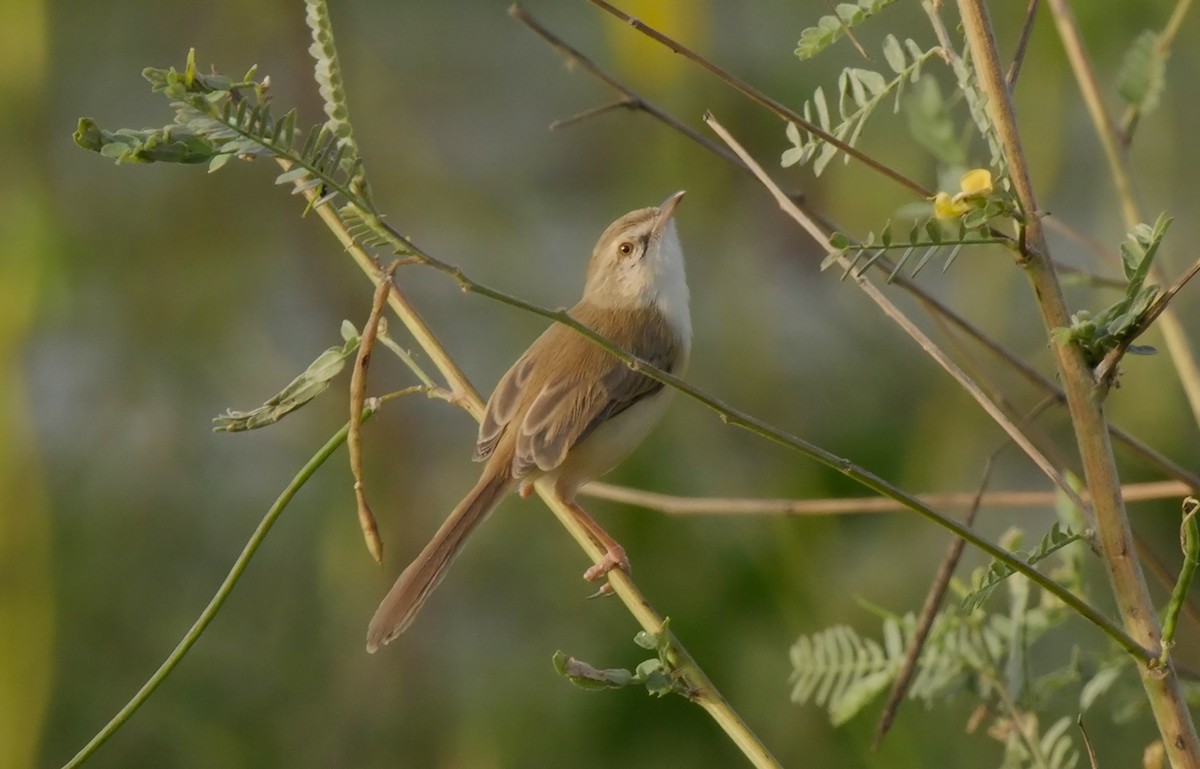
366, 469, 513, 652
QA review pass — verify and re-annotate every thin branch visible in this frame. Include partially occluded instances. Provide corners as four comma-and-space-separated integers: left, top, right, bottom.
583, 0, 933, 199
874, 457, 994, 749
583, 479, 1192, 517
820, 0, 872, 60
509, 4, 747, 171
1006, 0, 1041, 89
348, 262, 400, 563
922, 0, 958, 57
375, 323, 438, 390
549, 98, 635, 131
1077, 716, 1100, 769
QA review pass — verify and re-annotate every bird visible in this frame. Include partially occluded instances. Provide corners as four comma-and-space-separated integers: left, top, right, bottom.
367, 191, 690, 652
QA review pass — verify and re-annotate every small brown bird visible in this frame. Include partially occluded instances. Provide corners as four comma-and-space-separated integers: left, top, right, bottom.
367, 191, 690, 652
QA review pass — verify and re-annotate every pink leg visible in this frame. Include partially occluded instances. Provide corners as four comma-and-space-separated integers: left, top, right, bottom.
562, 498, 630, 582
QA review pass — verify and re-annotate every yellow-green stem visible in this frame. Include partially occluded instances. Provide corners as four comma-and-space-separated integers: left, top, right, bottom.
61, 413, 373, 769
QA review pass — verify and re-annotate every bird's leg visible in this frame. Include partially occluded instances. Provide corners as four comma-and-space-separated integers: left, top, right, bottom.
560, 497, 630, 582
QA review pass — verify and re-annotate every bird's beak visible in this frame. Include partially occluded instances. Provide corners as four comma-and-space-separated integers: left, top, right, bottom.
651, 190, 686, 240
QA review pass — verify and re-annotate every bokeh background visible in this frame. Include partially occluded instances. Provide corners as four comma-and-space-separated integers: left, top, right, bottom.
5, 0, 1199, 767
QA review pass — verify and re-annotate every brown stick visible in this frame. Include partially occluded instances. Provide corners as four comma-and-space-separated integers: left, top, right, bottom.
583, 479, 1192, 517
348, 260, 401, 563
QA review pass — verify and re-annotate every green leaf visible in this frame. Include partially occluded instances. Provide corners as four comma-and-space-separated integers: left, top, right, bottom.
633, 619, 672, 654
910, 245, 941, 277
212, 330, 360, 432
828, 669, 894, 725
552, 651, 633, 691
905, 76, 966, 166
633, 631, 658, 651
795, 0, 898, 60
78, 50, 371, 213
275, 166, 312, 185
881, 34, 907, 73
1118, 30, 1166, 115
853, 69, 888, 98
961, 523, 1082, 613
786, 38, 938, 176
813, 87, 830, 130
1080, 664, 1125, 712
791, 610, 1035, 724
781, 145, 809, 168
923, 218, 942, 245
1039, 716, 1079, 769
1059, 214, 1170, 365
633, 659, 674, 697
74, 118, 221, 166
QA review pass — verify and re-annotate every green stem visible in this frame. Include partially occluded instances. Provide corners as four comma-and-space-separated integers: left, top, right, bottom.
60, 413, 370, 769
1160, 499, 1200, 664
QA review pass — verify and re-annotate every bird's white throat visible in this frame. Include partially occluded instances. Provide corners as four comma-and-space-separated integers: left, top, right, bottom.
651, 219, 692, 349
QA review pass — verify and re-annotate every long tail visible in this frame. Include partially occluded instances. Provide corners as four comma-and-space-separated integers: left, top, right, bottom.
366, 469, 513, 652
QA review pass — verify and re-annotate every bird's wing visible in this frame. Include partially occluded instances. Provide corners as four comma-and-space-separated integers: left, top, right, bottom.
474, 303, 680, 479
473, 347, 535, 462
510, 345, 673, 478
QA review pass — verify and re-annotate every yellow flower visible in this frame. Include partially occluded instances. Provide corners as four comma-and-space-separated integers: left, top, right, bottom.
958, 168, 993, 198
932, 191, 968, 220
931, 168, 993, 220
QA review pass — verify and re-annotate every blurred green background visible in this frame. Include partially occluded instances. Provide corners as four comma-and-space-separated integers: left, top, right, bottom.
5, 0, 1200, 767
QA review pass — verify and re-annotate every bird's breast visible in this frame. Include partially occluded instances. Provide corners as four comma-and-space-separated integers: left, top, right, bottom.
547, 384, 674, 496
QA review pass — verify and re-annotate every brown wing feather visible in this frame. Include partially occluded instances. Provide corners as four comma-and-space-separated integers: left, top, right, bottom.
474, 352, 534, 462
497, 302, 679, 479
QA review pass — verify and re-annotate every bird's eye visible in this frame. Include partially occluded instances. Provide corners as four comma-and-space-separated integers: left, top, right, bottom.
617, 241, 635, 256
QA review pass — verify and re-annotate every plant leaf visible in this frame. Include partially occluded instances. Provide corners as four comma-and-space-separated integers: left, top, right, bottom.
212, 330, 360, 432
1118, 30, 1166, 115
